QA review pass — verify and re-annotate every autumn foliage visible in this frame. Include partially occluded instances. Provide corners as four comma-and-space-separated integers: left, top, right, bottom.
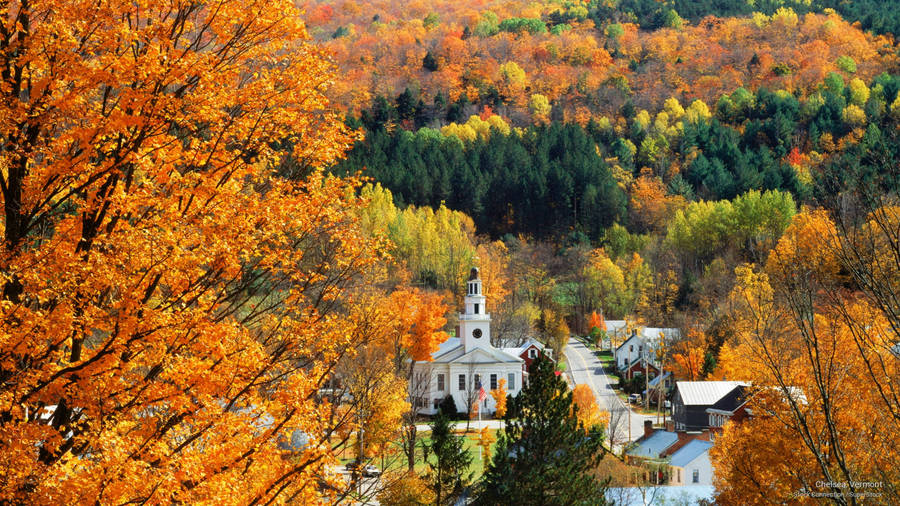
711, 210, 900, 503
571, 384, 602, 429
491, 378, 508, 418
0, 0, 388, 503
304, 1, 896, 124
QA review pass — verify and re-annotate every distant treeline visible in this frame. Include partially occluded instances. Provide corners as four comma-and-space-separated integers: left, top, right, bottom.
585, 0, 900, 36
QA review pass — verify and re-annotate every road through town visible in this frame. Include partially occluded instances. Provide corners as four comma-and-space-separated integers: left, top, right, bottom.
564, 337, 656, 449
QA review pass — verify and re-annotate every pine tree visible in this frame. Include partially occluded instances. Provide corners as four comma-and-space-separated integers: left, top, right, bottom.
423, 50, 439, 72
478, 356, 609, 505
423, 412, 473, 505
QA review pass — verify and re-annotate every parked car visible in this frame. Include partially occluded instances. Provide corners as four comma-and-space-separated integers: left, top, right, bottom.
628, 393, 641, 404
345, 462, 381, 478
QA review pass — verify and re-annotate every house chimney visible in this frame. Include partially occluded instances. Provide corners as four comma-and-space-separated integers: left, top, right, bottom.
665, 420, 674, 432
644, 420, 653, 438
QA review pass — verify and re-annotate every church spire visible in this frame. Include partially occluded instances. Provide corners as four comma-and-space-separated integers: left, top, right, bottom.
461, 266, 490, 352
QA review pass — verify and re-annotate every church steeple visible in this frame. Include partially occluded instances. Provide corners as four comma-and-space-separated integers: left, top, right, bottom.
460, 266, 491, 352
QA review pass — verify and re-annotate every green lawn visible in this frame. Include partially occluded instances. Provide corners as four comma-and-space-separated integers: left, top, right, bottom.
337, 427, 501, 479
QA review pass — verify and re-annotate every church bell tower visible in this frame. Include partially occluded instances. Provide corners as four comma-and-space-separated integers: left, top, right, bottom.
460, 267, 491, 353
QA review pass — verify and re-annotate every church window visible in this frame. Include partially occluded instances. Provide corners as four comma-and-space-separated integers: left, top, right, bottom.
490, 374, 497, 390
474, 374, 481, 389
508, 373, 515, 390
458, 375, 465, 391
474, 303, 479, 314
437, 374, 444, 391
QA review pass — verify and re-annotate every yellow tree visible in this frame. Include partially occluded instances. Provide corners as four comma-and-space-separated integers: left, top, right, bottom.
572, 384, 602, 428
0, 0, 380, 503
670, 329, 707, 381
491, 378, 508, 418
377, 471, 436, 506
478, 427, 496, 460
712, 210, 900, 504
384, 288, 450, 471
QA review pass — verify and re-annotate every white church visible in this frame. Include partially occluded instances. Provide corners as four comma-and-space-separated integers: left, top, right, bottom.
410, 267, 525, 416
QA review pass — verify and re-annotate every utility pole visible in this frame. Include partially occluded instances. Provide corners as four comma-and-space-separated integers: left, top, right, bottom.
656, 332, 665, 425
644, 353, 649, 412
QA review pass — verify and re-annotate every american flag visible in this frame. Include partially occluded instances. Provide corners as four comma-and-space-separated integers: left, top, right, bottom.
478, 385, 487, 403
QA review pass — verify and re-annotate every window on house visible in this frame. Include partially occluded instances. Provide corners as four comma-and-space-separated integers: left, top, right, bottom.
474, 374, 481, 389
529, 348, 537, 359
458, 374, 465, 391
693, 469, 699, 483
434, 399, 440, 409
629, 345, 633, 352
437, 374, 444, 391
490, 374, 497, 390
474, 303, 479, 314
677, 469, 681, 483
508, 373, 515, 390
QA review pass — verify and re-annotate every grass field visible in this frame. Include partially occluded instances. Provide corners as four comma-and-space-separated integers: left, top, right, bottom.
336, 427, 501, 479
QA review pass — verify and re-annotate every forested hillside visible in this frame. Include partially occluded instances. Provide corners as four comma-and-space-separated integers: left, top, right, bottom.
303, 0, 896, 123
3, 0, 897, 504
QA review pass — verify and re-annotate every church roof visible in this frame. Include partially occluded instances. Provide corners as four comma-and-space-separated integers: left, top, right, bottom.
430, 341, 523, 364
432, 338, 461, 360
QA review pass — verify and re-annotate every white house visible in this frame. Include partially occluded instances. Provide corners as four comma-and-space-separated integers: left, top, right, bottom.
614, 327, 680, 373
668, 439, 714, 486
410, 268, 524, 416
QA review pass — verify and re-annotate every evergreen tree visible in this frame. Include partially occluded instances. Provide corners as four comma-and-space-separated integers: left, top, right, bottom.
423, 412, 473, 505
423, 50, 439, 72
396, 88, 416, 122
478, 356, 609, 505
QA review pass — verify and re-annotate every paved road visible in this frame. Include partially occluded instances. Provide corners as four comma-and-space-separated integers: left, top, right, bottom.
564, 337, 656, 449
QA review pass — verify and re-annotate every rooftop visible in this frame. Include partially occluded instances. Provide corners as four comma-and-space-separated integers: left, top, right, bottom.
626, 430, 678, 459
669, 439, 714, 468
676, 381, 748, 406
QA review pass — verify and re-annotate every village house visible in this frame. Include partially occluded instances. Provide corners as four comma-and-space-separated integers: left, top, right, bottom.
614, 327, 680, 380
671, 381, 748, 431
410, 268, 524, 416
669, 439, 714, 486
625, 421, 679, 464
502, 337, 553, 370
643, 372, 673, 404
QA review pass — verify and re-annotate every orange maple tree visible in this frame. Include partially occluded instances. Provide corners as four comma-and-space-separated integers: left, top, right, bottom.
0, 0, 384, 503
491, 378, 508, 418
